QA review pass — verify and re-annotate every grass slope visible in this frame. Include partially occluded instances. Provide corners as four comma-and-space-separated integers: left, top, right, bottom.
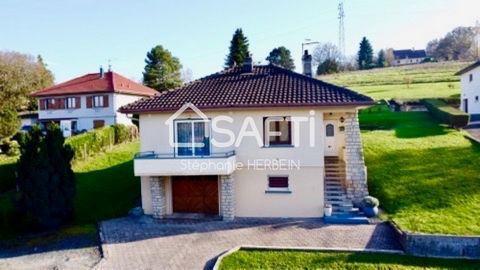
360, 111, 480, 235
318, 61, 469, 100
219, 250, 480, 269
0, 141, 140, 238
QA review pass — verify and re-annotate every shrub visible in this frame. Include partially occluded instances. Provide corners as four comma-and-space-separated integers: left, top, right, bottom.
0, 138, 20, 156
362, 196, 380, 208
422, 99, 469, 128
112, 124, 130, 144
66, 124, 137, 160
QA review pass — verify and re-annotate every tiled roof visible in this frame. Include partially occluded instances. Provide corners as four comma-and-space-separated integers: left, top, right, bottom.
393, 49, 427, 60
32, 71, 157, 97
120, 65, 374, 113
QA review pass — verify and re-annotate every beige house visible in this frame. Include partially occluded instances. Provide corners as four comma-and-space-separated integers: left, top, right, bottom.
120, 52, 374, 221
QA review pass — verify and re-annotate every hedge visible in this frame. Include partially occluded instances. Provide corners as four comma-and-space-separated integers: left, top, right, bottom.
422, 99, 469, 128
66, 124, 138, 160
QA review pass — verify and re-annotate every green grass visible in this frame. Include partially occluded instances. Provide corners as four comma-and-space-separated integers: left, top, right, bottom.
0, 141, 140, 239
352, 82, 459, 100
360, 110, 480, 235
318, 61, 469, 100
73, 141, 140, 224
219, 250, 480, 269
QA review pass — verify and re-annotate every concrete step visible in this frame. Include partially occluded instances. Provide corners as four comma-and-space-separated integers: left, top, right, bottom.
324, 214, 369, 224
325, 186, 343, 191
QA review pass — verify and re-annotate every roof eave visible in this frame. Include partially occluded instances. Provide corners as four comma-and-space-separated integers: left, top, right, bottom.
119, 101, 375, 114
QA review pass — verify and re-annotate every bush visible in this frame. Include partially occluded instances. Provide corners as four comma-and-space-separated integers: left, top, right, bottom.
0, 138, 20, 156
66, 124, 137, 160
422, 99, 469, 128
362, 196, 380, 208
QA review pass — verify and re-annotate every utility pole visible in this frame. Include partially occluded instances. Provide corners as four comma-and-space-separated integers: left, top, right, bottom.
338, 0, 345, 58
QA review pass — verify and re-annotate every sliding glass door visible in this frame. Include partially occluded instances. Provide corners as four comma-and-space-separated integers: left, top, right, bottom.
175, 120, 210, 156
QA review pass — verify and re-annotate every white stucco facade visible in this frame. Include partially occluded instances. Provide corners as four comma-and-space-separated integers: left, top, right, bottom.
37, 93, 146, 132
459, 66, 480, 122
136, 106, 362, 218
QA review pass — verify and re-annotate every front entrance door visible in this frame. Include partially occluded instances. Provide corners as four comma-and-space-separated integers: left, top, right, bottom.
172, 176, 219, 215
324, 121, 338, 156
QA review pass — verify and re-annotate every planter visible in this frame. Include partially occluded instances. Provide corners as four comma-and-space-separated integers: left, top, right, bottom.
324, 205, 332, 217
363, 206, 378, 218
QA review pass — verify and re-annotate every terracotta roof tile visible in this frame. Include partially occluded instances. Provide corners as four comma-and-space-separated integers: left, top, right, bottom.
32, 71, 157, 97
119, 65, 374, 113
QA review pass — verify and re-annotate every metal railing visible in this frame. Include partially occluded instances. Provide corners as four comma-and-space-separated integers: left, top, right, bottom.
134, 150, 236, 159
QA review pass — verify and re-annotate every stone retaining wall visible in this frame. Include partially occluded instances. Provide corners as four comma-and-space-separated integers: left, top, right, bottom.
388, 221, 480, 259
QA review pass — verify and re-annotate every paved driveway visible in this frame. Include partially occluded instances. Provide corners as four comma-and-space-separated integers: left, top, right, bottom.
96, 217, 401, 270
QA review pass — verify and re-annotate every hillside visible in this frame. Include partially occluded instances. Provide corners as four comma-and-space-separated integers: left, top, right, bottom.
318, 61, 471, 100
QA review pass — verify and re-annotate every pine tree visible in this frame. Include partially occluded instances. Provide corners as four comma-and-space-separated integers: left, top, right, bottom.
377, 49, 386, 68
357, 37, 374, 70
225, 28, 250, 68
143, 45, 182, 92
266, 46, 295, 70
17, 124, 75, 229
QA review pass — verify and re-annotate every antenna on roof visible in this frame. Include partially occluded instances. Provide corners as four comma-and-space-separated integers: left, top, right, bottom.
108, 58, 112, 72
99, 65, 104, 78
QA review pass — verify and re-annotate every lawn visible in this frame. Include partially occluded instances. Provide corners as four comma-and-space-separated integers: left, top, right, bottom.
318, 61, 469, 100
0, 141, 140, 238
360, 110, 480, 235
219, 250, 480, 269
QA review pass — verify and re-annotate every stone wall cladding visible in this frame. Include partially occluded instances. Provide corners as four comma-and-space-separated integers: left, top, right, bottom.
344, 112, 368, 204
220, 174, 235, 221
389, 221, 480, 259
150, 176, 167, 219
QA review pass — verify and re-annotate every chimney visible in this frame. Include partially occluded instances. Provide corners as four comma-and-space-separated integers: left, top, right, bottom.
99, 66, 104, 78
242, 54, 253, 73
302, 50, 312, 77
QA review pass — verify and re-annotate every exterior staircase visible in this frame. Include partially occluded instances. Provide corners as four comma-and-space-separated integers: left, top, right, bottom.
323, 156, 369, 224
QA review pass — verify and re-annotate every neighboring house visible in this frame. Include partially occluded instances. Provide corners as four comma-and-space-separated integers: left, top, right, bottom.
31, 68, 157, 134
455, 60, 480, 122
392, 49, 427, 66
120, 52, 374, 221
18, 111, 38, 131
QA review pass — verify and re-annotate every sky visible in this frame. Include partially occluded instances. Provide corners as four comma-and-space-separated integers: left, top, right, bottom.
1, 0, 479, 83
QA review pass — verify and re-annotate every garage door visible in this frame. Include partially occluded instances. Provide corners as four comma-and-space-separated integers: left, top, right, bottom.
172, 176, 219, 215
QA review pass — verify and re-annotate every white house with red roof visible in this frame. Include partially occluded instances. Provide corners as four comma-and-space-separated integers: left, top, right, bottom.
32, 68, 157, 134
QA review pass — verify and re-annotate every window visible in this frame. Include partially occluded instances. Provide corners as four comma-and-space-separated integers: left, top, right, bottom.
264, 116, 291, 146
175, 120, 210, 156
93, 120, 105, 129
71, 121, 78, 132
476, 96, 479, 102
470, 74, 473, 82
66, 97, 76, 109
266, 176, 290, 193
326, 124, 335, 137
93, 96, 104, 107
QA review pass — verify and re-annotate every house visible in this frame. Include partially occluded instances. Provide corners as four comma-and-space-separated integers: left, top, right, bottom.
18, 111, 38, 131
392, 49, 427, 66
31, 68, 157, 135
455, 60, 480, 122
119, 52, 374, 221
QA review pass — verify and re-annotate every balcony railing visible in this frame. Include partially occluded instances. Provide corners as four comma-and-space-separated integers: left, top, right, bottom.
134, 150, 236, 159
133, 150, 237, 176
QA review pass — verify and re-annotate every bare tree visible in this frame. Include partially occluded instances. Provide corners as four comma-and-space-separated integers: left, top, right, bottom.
181, 68, 194, 84
312, 43, 342, 66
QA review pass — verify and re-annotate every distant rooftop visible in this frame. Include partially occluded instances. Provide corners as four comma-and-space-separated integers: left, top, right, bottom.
393, 49, 427, 60
32, 71, 157, 97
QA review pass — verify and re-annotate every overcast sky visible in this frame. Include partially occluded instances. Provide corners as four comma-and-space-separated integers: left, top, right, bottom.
1, 0, 478, 83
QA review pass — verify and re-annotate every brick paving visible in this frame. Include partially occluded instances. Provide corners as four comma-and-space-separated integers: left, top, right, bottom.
96, 217, 401, 270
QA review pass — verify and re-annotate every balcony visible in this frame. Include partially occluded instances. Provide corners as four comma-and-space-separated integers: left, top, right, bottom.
133, 150, 237, 176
